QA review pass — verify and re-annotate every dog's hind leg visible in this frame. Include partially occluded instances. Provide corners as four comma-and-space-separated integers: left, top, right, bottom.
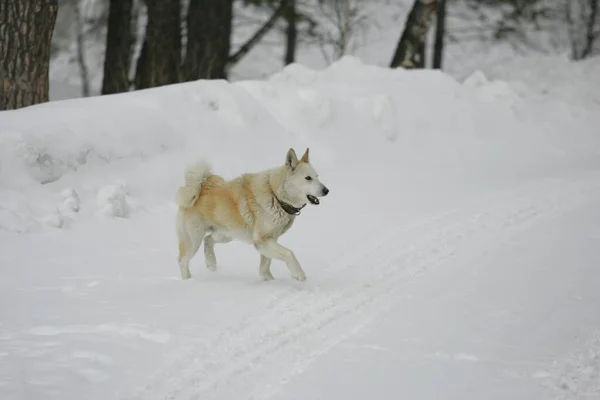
259, 255, 274, 281
177, 212, 206, 279
204, 232, 232, 271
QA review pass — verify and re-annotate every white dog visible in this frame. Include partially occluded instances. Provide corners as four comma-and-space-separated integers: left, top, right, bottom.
175, 148, 329, 281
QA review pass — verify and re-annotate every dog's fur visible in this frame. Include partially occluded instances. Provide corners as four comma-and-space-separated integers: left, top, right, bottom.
175, 148, 329, 281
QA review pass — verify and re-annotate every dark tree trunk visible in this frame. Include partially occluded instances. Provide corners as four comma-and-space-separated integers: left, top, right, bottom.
0, 0, 58, 110
581, 0, 599, 59
432, 0, 446, 69
418, 39, 426, 68
183, 0, 232, 81
134, 39, 148, 90
102, 0, 133, 95
390, 0, 438, 69
135, 0, 181, 90
284, 0, 297, 65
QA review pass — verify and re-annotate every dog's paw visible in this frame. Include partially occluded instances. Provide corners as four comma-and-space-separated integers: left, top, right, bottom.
181, 272, 192, 280
206, 263, 217, 272
261, 272, 274, 281
292, 269, 307, 282
180, 263, 192, 279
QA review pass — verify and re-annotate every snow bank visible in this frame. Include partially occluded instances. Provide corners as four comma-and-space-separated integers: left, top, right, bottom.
1, 56, 599, 233
0, 79, 299, 232
478, 54, 600, 105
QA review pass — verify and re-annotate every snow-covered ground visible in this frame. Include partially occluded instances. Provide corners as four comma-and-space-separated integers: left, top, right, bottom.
2, 55, 600, 400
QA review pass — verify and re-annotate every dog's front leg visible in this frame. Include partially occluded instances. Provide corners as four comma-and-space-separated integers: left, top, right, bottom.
259, 255, 274, 281
255, 239, 306, 282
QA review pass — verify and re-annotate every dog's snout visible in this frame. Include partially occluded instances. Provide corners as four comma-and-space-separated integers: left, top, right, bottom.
322, 186, 329, 196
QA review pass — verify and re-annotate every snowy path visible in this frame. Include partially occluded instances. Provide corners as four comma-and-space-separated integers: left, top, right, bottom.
120, 170, 600, 400
2, 170, 600, 400
267, 179, 600, 400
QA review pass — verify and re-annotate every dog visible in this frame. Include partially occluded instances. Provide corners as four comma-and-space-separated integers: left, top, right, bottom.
175, 148, 329, 281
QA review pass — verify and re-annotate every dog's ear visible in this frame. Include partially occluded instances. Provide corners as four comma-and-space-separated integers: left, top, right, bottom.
300, 148, 310, 163
286, 148, 298, 170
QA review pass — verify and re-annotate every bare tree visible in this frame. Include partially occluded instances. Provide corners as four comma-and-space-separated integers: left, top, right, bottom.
135, 0, 181, 89
183, 0, 290, 81
183, 0, 232, 81
390, 0, 438, 69
284, 0, 297, 64
228, 0, 290, 67
582, 0, 599, 58
452, 0, 576, 57
102, 0, 134, 94
432, 0, 446, 69
311, 0, 370, 63
568, 0, 600, 60
0, 0, 59, 110
74, 0, 91, 97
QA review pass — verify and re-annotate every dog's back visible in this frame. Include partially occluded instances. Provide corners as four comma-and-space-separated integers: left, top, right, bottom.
193, 174, 250, 232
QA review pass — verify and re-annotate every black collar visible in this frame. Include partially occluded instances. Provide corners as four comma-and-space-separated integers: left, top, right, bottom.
274, 196, 306, 216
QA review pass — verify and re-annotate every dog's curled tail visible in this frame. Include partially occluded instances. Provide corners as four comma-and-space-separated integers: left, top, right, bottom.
175, 160, 212, 208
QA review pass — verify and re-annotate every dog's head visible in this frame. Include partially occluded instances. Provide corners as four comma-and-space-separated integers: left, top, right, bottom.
283, 148, 329, 206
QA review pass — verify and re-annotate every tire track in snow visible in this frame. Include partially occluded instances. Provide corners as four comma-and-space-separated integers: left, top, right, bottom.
240, 173, 600, 400
534, 330, 600, 400
126, 171, 600, 400
125, 200, 492, 400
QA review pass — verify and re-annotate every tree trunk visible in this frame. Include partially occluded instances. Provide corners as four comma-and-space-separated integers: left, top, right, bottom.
135, 0, 181, 90
284, 0, 297, 65
183, 0, 232, 81
432, 0, 446, 69
580, 0, 599, 59
75, 0, 90, 97
0, 0, 58, 110
101, 0, 133, 95
134, 39, 148, 90
390, 0, 438, 69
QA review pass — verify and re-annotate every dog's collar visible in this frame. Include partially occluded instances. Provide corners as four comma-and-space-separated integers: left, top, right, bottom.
273, 196, 306, 216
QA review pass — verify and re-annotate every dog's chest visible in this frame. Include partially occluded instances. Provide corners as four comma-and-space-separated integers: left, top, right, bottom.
264, 212, 295, 238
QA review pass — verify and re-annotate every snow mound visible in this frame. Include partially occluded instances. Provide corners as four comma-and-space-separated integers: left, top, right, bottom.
462, 70, 519, 104
1, 56, 600, 233
269, 62, 321, 86
60, 188, 81, 215
479, 54, 600, 104
96, 182, 136, 218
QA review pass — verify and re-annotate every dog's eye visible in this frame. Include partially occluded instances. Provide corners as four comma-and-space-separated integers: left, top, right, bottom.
305, 176, 312, 181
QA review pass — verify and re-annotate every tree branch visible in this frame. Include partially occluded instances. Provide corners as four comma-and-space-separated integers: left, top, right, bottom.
228, 0, 290, 66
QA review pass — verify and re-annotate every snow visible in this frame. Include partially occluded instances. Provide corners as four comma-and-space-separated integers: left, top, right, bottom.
2, 55, 600, 400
